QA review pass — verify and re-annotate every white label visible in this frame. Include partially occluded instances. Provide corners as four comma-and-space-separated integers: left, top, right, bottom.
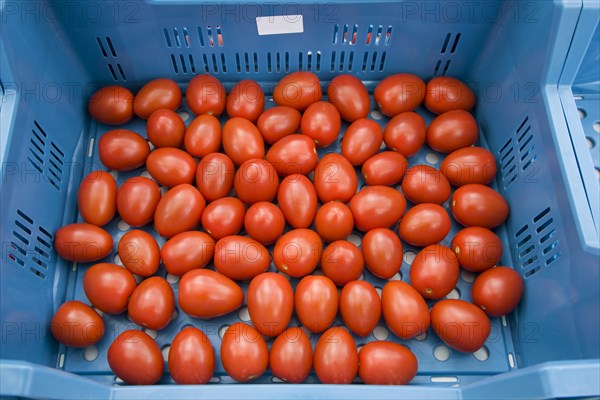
256, 15, 304, 36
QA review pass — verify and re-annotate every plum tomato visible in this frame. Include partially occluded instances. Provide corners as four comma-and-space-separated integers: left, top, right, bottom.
51, 301, 104, 347
273, 229, 323, 278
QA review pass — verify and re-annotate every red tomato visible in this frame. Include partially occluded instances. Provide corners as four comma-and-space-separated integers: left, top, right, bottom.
178, 269, 244, 318
214, 236, 270, 281
117, 177, 161, 227
222, 118, 265, 165
265, 134, 318, 177
425, 76, 476, 115
186, 74, 226, 116
362, 151, 408, 186
160, 231, 215, 276
278, 174, 317, 229
273, 71, 322, 111
409, 244, 459, 299
327, 74, 370, 122
244, 202, 285, 245
440, 147, 497, 186
184, 114, 222, 158
451, 184, 509, 228
168, 327, 215, 385
98, 129, 150, 171
83, 263, 136, 314
128, 276, 174, 330
321, 241, 364, 286
301, 101, 342, 148
154, 184, 205, 238
382, 280, 430, 339
118, 229, 160, 277
341, 118, 383, 166
451, 227, 503, 272
226, 80, 265, 122
220, 322, 268, 382
383, 112, 427, 157
340, 280, 381, 336
133, 78, 182, 119
358, 342, 418, 385
314, 327, 358, 384
349, 186, 406, 231
257, 106, 301, 144
146, 148, 196, 188
313, 153, 358, 203
427, 110, 478, 153
295, 275, 338, 333
77, 170, 117, 226
270, 327, 313, 383
107, 330, 163, 385
314, 201, 354, 243
51, 301, 104, 347
88, 85, 133, 125
233, 158, 278, 204
55, 223, 113, 263
247, 272, 294, 336
374, 74, 426, 117
431, 299, 490, 352
274, 229, 323, 278
196, 153, 235, 202
362, 228, 403, 279
146, 109, 185, 149
402, 165, 451, 204
398, 203, 451, 247
472, 266, 523, 317
201, 197, 245, 239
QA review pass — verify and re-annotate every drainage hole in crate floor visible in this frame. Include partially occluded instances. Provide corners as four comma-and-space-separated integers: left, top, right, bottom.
83, 345, 99, 362
238, 306, 251, 322
434, 345, 451, 361
473, 346, 489, 361
586, 137, 596, 149
403, 251, 416, 265
578, 109, 587, 119
593, 121, 600, 133
372, 325, 389, 340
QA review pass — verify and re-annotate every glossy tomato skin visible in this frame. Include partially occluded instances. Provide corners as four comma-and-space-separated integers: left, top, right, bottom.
234, 158, 279, 204
118, 229, 160, 277
214, 236, 270, 281
321, 241, 364, 286
431, 299, 491, 352
382, 280, 430, 339
117, 176, 161, 227
55, 223, 113, 263
244, 202, 285, 245
220, 322, 268, 382
327, 74, 370, 122
362, 228, 403, 279
350, 186, 406, 231
427, 110, 478, 153
451, 227, 503, 272
362, 151, 408, 186
196, 153, 235, 202
83, 263, 136, 314
128, 276, 174, 330
273, 229, 323, 278
472, 266, 523, 317
359, 342, 418, 385
313, 153, 358, 203
257, 106, 301, 144
77, 170, 117, 226
383, 112, 427, 157
88, 85, 134, 125
374, 74, 426, 117
314, 327, 358, 384
168, 327, 215, 384
266, 134, 318, 177
440, 147, 497, 186
201, 197, 245, 239
133, 78, 182, 119
402, 165, 451, 204
98, 129, 150, 171
146, 109, 185, 149
51, 301, 104, 347
451, 184, 509, 228
340, 280, 381, 337
273, 71, 322, 111
146, 148, 196, 188
154, 184, 205, 238
341, 118, 383, 166
185, 114, 222, 158
186, 74, 226, 116
107, 330, 163, 385
160, 231, 215, 276
270, 327, 313, 383
425, 76, 476, 115
226, 80, 265, 122
247, 272, 294, 336
222, 118, 265, 166
178, 269, 244, 318
301, 101, 342, 148
314, 201, 354, 243
278, 174, 317, 229
398, 203, 451, 247
295, 275, 338, 333
409, 244, 459, 299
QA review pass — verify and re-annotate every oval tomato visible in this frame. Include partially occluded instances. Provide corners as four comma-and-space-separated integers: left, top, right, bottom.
186, 74, 226, 116
340, 280, 381, 337
51, 301, 104, 347
184, 114, 221, 158
161, 231, 215, 276
117, 176, 161, 227
359, 342, 418, 385
427, 110, 478, 153
314, 327, 358, 384
214, 236, 270, 281
128, 276, 174, 330
409, 244, 459, 299
295, 275, 338, 333
168, 327, 215, 385
201, 197, 245, 239
233, 158, 278, 204
301, 101, 341, 148
374, 74, 426, 117
402, 165, 451, 204
154, 184, 205, 238
98, 129, 150, 171
472, 266, 523, 317
146, 109, 185, 149
83, 263, 136, 314
341, 118, 383, 166
257, 106, 301, 144
108, 330, 163, 385
383, 112, 427, 157
381, 280, 429, 339
273, 229, 323, 278
320, 240, 364, 286
55, 223, 113, 263
247, 272, 294, 337
178, 269, 244, 318
314, 201, 354, 243
270, 327, 313, 383
425, 76, 476, 115
362, 151, 408, 186
118, 229, 160, 277
398, 203, 451, 247
313, 153, 358, 203
220, 322, 268, 382
265, 134, 318, 177
196, 153, 235, 202
278, 174, 317, 229
451, 227, 503, 272
431, 299, 490, 352
451, 184, 509, 228
88, 85, 134, 125
222, 117, 265, 166
327, 74, 370, 122
133, 78, 182, 119
273, 71, 322, 111
440, 147, 497, 186
244, 202, 285, 245
362, 228, 403, 279
78, 170, 117, 226
146, 148, 196, 188
350, 186, 406, 231
226, 80, 265, 122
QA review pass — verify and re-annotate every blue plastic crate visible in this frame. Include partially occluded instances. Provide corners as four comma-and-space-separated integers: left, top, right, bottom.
1, 1, 599, 399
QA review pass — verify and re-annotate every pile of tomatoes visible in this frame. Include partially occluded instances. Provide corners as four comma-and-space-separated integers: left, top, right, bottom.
51, 71, 523, 385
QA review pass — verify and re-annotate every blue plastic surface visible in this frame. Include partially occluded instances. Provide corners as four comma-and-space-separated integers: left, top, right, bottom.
1, 0, 599, 398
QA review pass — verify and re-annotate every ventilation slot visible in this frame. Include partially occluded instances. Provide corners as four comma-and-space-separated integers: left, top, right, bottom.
499, 138, 517, 189
96, 37, 117, 57
8, 210, 52, 280
107, 62, 126, 80
97, 36, 125, 81
333, 24, 392, 46
516, 117, 536, 173
27, 121, 63, 191
441, 33, 461, 54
